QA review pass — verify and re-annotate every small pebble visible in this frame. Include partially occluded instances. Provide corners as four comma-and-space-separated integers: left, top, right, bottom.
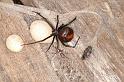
30, 20, 53, 43
6, 34, 24, 52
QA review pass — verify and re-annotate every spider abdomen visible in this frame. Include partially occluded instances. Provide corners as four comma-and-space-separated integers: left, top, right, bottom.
58, 27, 74, 42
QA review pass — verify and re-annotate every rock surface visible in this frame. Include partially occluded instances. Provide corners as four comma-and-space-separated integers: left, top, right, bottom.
0, 0, 124, 82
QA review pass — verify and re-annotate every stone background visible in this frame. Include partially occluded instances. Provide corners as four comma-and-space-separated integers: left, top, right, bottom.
0, 0, 124, 82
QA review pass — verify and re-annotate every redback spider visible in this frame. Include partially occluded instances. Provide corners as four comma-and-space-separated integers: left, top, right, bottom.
23, 12, 80, 52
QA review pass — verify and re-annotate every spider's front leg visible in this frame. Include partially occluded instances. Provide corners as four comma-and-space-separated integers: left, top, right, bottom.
23, 34, 54, 45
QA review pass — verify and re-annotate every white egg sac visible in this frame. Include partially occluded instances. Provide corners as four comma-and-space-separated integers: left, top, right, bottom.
6, 34, 24, 52
30, 20, 53, 43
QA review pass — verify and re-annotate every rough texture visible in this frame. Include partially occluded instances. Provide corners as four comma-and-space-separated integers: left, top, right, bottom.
0, 0, 124, 82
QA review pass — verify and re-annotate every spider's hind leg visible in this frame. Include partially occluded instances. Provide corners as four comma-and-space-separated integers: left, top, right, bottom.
60, 17, 77, 27
58, 17, 77, 31
56, 15, 59, 30
32, 11, 55, 30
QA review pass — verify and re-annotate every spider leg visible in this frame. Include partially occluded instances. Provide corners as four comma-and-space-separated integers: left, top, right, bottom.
72, 36, 80, 48
56, 15, 59, 30
46, 35, 56, 52
56, 35, 59, 49
60, 17, 76, 28
58, 17, 76, 30
32, 11, 55, 30
61, 36, 80, 48
59, 23, 64, 27
23, 34, 54, 45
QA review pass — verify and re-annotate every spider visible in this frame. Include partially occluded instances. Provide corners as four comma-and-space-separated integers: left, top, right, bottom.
23, 12, 80, 52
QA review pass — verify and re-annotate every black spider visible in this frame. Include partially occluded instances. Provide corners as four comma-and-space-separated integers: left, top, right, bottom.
23, 12, 80, 52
